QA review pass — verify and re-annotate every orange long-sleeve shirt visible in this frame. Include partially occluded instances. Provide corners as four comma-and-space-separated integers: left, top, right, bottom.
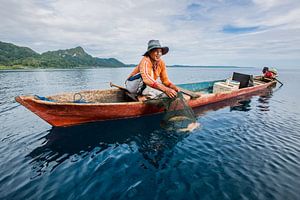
128, 56, 172, 89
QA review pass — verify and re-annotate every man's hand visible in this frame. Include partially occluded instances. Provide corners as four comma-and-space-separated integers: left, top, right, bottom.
165, 88, 177, 98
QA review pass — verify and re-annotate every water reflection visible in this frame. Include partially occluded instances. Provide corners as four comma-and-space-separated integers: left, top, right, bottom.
256, 88, 275, 112
230, 100, 252, 112
192, 87, 274, 116
27, 114, 188, 176
229, 88, 274, 112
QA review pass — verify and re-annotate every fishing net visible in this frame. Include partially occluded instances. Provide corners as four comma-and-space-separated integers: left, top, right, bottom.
159, 92, 199, 132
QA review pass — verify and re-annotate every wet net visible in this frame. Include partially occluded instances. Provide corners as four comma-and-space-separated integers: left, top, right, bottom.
159, 92, 198, 132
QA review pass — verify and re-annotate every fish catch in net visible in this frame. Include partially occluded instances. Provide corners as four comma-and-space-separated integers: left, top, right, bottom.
159, 92, 199, 132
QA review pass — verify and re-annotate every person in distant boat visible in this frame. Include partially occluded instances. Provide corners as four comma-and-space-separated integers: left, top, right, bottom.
125, 40, 179, 101
262, 67, 277, 79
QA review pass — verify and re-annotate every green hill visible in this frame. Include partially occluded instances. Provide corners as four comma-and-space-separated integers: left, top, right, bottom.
0, 41, 40, 67
0, 41, 126, 68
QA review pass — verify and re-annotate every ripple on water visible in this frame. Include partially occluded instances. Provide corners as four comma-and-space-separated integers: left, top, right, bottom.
1, 69, 300, 199
172, 102, 300, 199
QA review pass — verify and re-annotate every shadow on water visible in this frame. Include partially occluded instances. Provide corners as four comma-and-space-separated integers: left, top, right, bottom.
26, 87, 276, 175
27, 114, 189, 175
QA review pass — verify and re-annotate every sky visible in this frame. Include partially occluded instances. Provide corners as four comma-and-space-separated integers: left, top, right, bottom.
0, 0, 300, 68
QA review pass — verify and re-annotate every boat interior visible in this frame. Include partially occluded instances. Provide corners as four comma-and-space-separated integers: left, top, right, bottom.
33, 74, 272, 104
45, 89, 131, 103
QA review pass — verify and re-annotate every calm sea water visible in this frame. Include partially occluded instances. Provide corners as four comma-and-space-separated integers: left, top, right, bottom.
0, 67, 300, 200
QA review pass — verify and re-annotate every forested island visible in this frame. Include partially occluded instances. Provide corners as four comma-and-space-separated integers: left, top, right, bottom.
0, 41, 126, 69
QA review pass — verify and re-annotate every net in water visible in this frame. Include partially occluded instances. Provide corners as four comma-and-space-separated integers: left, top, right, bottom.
160, 92, 199, 132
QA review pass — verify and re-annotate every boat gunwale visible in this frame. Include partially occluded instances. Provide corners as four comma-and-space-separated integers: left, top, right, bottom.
16, 79, 275, 106
16, 96, 144, 106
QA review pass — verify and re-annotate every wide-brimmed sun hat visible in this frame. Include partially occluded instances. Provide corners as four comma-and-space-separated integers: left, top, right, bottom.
143, 40, 169, 56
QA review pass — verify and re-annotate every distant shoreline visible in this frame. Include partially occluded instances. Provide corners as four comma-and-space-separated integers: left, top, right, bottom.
0, 65, 250, 71
169, 65, 247, 68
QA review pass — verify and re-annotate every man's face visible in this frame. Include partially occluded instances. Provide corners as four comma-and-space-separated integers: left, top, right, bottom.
149, 48, 162, 62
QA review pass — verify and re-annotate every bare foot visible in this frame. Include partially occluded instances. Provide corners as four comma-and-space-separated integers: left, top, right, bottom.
137, 95, 147, 102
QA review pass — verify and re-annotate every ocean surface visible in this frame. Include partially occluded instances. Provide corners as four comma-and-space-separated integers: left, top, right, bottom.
1, 67, 300, 200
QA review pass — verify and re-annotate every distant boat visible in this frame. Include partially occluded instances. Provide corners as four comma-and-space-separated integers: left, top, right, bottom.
15, 75, 276, 127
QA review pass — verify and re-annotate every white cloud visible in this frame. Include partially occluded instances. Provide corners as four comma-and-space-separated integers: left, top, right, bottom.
253, 0, 290, 10
0, 0, 300, 67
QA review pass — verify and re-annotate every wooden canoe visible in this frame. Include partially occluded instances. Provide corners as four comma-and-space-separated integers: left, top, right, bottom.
15, 77, 276, 127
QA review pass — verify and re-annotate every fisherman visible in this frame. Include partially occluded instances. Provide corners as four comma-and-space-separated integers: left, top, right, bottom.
125, 40, 180, 101
262, 67, 277, 79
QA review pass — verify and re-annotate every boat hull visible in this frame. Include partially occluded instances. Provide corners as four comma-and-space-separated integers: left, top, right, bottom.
16, 80, 276, 127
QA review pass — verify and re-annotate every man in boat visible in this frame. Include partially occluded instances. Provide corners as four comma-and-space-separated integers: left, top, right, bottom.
125, 40, 180, 101
262, 67, 277, 79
